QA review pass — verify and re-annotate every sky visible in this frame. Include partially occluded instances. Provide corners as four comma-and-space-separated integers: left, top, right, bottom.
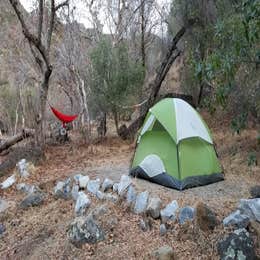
20, 0, 171, 35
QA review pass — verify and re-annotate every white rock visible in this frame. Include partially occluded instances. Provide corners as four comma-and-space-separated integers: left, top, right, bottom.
75, 191, 91, 215
101, 178, 114, 192
96, 190, 105, 200
0, 199, 10, 213
160, 200, 179, 223
147, 197, 162, 219
1, 174, 16, 189
87, 179, 100, 195
79, 175, 90, 188
16, 183, 38, 194
134, 191, 149, 214
71, 185, 79, 201
223, 210, 250, 228
16, 159, 29, 178
238, 198, 260, 222
113, 183, 119, 193
126, 185, 136, 205
118, 175, 132, 196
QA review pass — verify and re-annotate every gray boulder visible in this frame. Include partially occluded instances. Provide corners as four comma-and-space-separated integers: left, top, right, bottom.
160, 200, 179, 223
126, 185, 136, 205
101, 178, 113, 192
160, 224, 167, 236
67, 215, 105, 247
113, 183, 119, 193
20, 192, 45, 209
75, 191, 91, 215
118, 175, 131, 196
238, 198, 260, 222
54, 178, 71, 200
87, 179, 100, 195
217, 228, 256, 260
134, 191, 149, 214
223, 210, 250, 228
179, 206, 195, 225
152, 246, 175, 260
147, 197, 162, 219
250, 185, 260, 198
71, 185, 79, 201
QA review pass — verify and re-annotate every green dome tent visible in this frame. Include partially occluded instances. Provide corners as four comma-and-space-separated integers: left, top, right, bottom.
130, 98, 223, 190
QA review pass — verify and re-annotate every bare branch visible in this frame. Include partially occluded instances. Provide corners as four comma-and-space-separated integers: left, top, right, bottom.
55, 0, 69, 11
37, 0, 43, 42
46, 0, 55, 55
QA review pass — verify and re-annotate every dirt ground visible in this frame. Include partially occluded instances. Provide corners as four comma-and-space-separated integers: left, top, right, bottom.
0, 115, 259, 260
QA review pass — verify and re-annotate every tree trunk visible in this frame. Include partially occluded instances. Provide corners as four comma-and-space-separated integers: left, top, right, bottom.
0, 129, 34, 153
35, 68, 52, 148
118, 26, 187, 140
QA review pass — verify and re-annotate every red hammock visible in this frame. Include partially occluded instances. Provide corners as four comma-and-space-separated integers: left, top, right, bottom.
50, 106, 78, 126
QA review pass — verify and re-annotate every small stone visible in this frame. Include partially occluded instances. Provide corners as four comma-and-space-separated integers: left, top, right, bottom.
75, 191, 91, 215
0, 199, 11, 213
78, 175, 89, 189
160, 224, 167, 236
217, 228, 256, 260
96, 190, 105, 200
67, 215, 105, 247
113, 183, 119, 193
134, 191, 149, 214
87, 179, 100, 195
16, 159, 29, 178
118, 175, 131, 196
223, 210, 250, 228
101, 178, 113, 192
195, 202, 219, 231
0, 223, 6, 236
16, 183, 39, 194
104, 193, 118, 203
152, 245, 175, 260
1, 174, 16, 189
126, 185, 136, 205
178, 206, 195, 225
147, 197, 162, 219
71, 185, 79, 201
160, 200, 179, 223
54, 178, 71, 200
139, 218, 151, 232
73, 173, 83, 184
20, 192, 45, 209
250, 185, 260, 198
90, 205, 108, 219
238, 198, 260, 222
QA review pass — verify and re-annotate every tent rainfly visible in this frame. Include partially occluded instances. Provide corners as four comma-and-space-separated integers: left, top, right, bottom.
130, 98, 224, 190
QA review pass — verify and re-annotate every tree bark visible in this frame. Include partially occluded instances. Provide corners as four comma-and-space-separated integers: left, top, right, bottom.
0, 129, 34, 153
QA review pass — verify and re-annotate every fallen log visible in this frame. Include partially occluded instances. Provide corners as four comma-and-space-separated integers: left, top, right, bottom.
0, 129, 34, 153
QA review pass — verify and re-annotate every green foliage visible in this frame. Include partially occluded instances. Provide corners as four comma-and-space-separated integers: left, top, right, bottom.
89, 38, 144, 116
169, 0, 260, 132
247, 151, 257, 166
